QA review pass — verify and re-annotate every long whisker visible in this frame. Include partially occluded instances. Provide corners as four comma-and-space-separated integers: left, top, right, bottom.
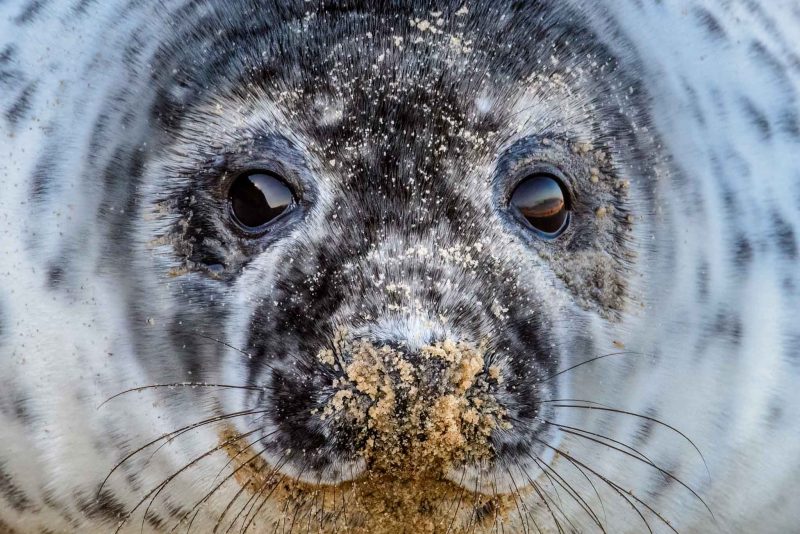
527, 452, 606, 532
194, 333, 313, 375
212, 431, 273, 486
503, 414, 605, 531
222, 450, 291, 534
186, 435, 277, 533
99, 409, 269, 496
98, 383, 265, 409
537, 450, 608, 527
549, 423, 713, 518
500, 461, 537, 534
548, 404, 710, 477
511, 458, 565, 534
284, 486, 304, 534
541, 351, 641, 382
465, 461, 484, 534
129, 427, 263, 534
170, 447, 267, 532
546, 420, 654, 464
527, 457, 565, 511
487, 470, 502, 534
443, 466, 467, 534
315, 474, 326, 533
193, 333, 253, 359
538, 398, 614, 408
240, 454, 310, 534
331, 465, 349, 528
535, 438, 680, 534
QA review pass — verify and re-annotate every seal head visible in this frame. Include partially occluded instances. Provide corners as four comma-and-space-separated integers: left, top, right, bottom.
138, 0, 655, 511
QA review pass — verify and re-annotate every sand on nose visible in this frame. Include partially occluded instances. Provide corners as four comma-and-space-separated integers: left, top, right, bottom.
318, 335, 510, 475
219, 337, 523, 533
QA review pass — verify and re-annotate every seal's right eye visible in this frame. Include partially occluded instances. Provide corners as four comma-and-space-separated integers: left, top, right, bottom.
227, 171, 294, 231
509, 173, 570, 237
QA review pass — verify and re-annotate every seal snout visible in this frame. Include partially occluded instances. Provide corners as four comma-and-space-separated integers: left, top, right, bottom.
222, 333, 525, 532
317, 335, 510, 478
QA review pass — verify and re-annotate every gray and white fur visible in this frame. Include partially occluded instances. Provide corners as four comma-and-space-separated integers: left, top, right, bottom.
1, 0, 800, 532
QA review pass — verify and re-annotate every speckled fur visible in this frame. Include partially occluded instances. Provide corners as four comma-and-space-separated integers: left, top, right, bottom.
1, 1, 799, 532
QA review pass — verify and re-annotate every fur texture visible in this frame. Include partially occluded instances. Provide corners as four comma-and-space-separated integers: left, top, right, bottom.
1, 0, 799, 532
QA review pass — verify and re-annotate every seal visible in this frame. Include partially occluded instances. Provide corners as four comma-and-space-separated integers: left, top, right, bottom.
1, 1, 800, 532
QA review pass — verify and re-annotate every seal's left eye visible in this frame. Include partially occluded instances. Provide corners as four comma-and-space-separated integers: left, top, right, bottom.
228, 171, 294, 230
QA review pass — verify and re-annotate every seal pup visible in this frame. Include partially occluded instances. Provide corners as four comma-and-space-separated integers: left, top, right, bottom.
1, 0, 800, 532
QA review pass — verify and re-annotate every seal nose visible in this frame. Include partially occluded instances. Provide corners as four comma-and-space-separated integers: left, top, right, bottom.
359, 337, 440, 376
317, 336, 509, 476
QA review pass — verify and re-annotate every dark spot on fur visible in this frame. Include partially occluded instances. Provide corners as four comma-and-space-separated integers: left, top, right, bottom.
42, 488, 60, 509
98, 146, 145, 262
772, 216, 797, 260
742, 0, 776, 33
0, 518, 18, 534
5, 81, 37, 127
0, 462, 33, 512
772, 211, 798, 259
47, 264, 66, 289
740, 97, 771, 139
651, 461, 680, 495
783, 276, 795, 294
768, 398, 784, 425
13, 0, 48, 24
682, 78, 706, 126
29, 149, 58, 202
787, 334, 800, 367
146, 513, 166, 530
778, 109, 800, 139
697, 260, 709, 300
734, 235, 754, 267
692, 7, 727, 40
0, 45, 16, 65
12, 395, 33, 425
124, 471, 143, 493
711, 310, 743, 344
165, 503, 190, 521
72, 0, 97, 15
0, 46, 23, 88
78, 489, 126, 523
633, 411, 656, 447
749, 40, 791, 89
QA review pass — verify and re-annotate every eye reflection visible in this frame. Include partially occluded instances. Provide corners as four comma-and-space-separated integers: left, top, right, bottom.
509, 173, 569, 236
228, 171, 294, 230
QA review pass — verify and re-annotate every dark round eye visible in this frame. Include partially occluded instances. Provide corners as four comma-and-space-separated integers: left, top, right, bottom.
227, 171, 294, 230
509, 173, 569, 236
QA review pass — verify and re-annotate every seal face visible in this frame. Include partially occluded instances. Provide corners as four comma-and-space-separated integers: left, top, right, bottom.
2, 0, 800, 533
146, 0, 648, 504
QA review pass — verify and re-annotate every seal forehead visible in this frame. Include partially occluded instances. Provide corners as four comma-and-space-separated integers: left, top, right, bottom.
286, 16, 616, 160
162, 1, 631, 166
